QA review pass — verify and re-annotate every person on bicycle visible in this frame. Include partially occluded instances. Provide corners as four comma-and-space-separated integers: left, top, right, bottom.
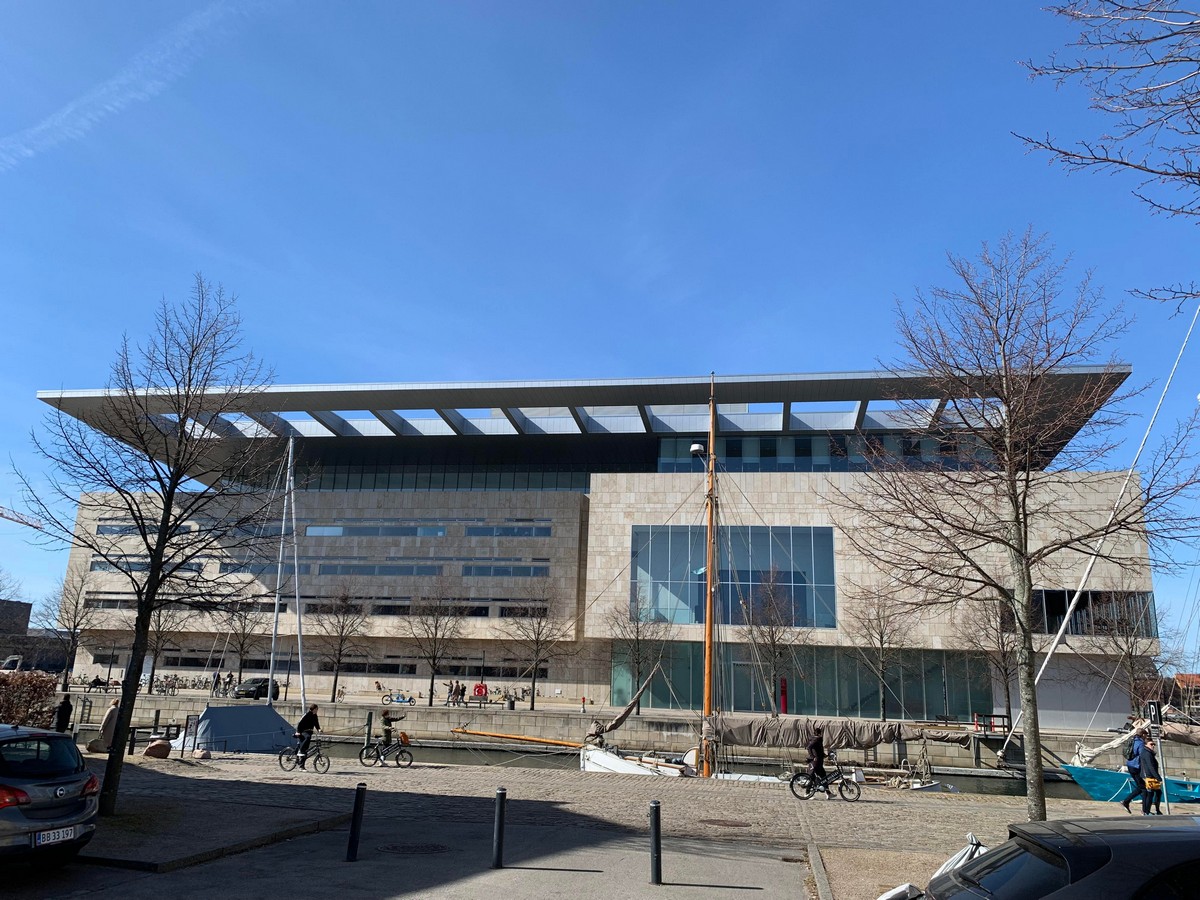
295, 703, 321, 769
807, 725, 832, 798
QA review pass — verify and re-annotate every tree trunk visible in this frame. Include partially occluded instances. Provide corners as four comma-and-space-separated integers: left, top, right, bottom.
427, 671, 436, 707
879, 669, 888, 721
100, 602, 152, 816
529, 671, 539, 711
329, 668, 340, 704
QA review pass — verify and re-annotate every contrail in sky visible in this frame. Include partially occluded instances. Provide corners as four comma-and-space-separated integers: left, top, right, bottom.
0, 1, 263, 173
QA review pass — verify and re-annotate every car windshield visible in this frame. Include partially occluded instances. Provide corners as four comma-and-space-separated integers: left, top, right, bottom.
0, 736, 84, 778
956, 838, 1069, 899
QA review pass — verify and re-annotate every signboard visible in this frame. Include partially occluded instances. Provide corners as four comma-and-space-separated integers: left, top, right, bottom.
1144, 700, 1163, 726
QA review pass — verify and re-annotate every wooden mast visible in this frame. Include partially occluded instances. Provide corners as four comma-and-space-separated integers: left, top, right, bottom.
702, 373, 717, 777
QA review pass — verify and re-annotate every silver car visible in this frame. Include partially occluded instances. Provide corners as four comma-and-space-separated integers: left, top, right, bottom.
0, 724, 98, 862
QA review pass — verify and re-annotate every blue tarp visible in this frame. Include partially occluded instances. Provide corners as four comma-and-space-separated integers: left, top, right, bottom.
171, 704, 295, 754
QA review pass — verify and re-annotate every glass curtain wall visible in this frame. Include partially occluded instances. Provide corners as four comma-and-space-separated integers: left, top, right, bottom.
610, 643, 993, 722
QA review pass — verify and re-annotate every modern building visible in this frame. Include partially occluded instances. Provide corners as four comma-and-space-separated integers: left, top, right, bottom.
43, 370, 1154, 728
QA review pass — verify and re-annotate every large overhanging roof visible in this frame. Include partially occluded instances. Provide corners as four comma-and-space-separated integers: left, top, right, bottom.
38, 367, 1129, 443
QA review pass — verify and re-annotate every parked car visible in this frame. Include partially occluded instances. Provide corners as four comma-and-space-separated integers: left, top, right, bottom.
0, 724, 99, 863
921, 816, 1200, 898
232, 678, 280, 700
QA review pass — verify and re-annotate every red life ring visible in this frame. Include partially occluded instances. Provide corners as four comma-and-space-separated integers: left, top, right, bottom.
473, 683, 487, 698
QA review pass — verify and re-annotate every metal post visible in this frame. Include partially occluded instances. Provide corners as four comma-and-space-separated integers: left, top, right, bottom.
153, 710, 161, 734
649, 800, 662, 885
346, 782, 367, 862
491, 787, 507, 869
364, 712, 373, 748
127, 727, 137, 756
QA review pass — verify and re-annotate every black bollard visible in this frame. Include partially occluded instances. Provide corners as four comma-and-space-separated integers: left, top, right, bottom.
649, 800, 662, 885
153, 710, 161, 734
492, 787, 507, 869
346, 782, 367, 862
127, 727, 137, 756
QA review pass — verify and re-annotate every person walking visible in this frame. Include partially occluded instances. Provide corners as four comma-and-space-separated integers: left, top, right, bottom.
807, 725, 832, 799
1140, 737, 1165, 816
294, 703, 321, 770
53, 695, 73, 733
1121, 728, 1149, 813
442, 681, 453, 706
99, 699, 120, 751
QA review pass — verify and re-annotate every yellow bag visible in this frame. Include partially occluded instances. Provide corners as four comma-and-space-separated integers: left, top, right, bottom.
1144, 777, 1163, 791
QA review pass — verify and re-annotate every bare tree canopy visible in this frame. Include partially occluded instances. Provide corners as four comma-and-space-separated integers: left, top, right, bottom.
307, 582, 370, 703
738, 567, 812, 716
144, 603, 194, 691
19, 275, 284, 816
950, 597, 1025, 726
221, 593, 273, 684
1024, 3, 1200, 225
396, 578, 465, 706
0, 566, 20, 603
841, 590, 920, 722
826, 230, 1200, 821
502, 581, 575, 711
606, 586, 676, 715
31, 566, 95, 690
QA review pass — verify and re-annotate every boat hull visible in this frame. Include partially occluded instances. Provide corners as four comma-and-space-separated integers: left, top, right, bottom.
1063, 764, 1200, 805
580, 746, 685, 776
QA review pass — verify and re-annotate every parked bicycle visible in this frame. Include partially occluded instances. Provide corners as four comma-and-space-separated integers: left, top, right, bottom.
358, 730, 414, 768
279, 736, 331, 774
789, 750, 861, 802
380, 688, 417, 706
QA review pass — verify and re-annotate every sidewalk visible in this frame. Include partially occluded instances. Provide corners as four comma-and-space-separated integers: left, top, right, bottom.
7, 751, 1131, 899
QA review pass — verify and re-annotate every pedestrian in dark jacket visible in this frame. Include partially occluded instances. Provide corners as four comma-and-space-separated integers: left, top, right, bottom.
295, 704, 320, 769
54, 696, 73, 733
1121, 728, 1149, 813
807, 726, 831, 797
1140, 738, 1164, 815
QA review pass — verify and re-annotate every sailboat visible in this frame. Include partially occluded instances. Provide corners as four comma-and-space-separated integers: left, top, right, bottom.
1062, 713, 1200, 806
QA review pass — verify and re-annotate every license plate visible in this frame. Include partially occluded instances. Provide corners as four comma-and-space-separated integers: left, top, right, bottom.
34, 826, 76, 847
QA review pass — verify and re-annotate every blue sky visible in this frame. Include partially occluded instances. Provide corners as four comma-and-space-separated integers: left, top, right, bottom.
2, 3, 1198, 649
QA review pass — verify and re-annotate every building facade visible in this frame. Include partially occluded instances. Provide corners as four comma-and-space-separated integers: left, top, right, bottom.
46, 371, 1154, 728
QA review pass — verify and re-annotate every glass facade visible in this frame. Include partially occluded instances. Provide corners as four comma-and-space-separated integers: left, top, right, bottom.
1030, 589, 1157, 638
630, 525, 836, 628
657, 433, 990, 473
611, 642, 993, 721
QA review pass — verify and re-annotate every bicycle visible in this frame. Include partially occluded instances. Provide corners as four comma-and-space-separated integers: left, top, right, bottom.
358, 730, 414, 768
789, 751, 862, 802
380, 688, 417, 706
279, 735, 331, 774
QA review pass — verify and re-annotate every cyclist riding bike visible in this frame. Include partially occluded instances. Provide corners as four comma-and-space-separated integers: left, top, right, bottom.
295, 703, 321, 770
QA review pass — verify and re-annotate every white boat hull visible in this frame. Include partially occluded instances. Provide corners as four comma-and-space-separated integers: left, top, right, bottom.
580, 746, 687, 776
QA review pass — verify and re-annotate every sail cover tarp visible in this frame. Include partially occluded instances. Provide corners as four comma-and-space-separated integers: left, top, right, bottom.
712, 715, 973, 750
170, 704, 296, 754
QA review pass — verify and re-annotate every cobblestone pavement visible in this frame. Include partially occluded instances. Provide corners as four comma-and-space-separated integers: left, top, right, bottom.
11, 752, 1136, 899
126, 753, 1119, 855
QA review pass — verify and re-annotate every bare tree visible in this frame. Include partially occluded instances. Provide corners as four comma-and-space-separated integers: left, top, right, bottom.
1023, 3, 1200, 228
1087, 588, 1171, 714
307, 583, 370, 703
841, 590, 920, 722
145, 603, 193, 692
396, 578, 465, 706
605, 585, 676, 715
222, 595, 272, 684
825, 230, 1200, 821
32, 566, 96, 690
951, 597, 1024, 726
0, 566, 20, 604
501, 581, 575, 711
20, 275, 284, 816
738, 567, 812, 716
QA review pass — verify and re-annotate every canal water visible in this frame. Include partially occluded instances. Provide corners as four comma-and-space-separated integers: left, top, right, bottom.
327, 740, 1089, 799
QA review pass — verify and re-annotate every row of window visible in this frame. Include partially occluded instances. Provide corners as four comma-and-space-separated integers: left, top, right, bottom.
306, 466, 589, 493
657, 433, 990, 473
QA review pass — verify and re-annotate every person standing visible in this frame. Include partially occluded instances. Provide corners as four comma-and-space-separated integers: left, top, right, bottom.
807, 725, 831, 798
1140, 737, 1165, 815
294, 703, 320, 770
99, 699, 120, 751
53, 695, 73, 733
1121, 728, 1149, 813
